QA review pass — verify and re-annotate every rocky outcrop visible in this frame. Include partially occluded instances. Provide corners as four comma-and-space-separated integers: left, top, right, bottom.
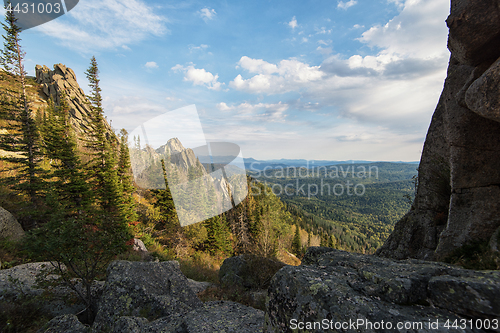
38, 260, 264, 332
0, 206, 24, 241
377, 0, 500, 261
0, 262, 104, 318
37, 314, 89, 333
92, 260, 203, 331
266, 247, 500, 332
35, 64, 113, 136
219, 254, 286, 290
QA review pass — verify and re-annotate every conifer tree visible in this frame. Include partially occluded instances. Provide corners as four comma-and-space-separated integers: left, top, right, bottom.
153, 158, 178, 230
117, 129, 137, 223
0, 2, 44, 225
292, 222, 301, 256
41, 95, 92, 211
83, 56, 122, 215
203, 215, 232, 255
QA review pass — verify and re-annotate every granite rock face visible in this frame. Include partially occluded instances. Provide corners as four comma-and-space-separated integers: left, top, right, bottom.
92, 260, 203, 332
377, 0, 500, 261
265, 248, 500, 333
40, 261, 264, 333
0, 206, 24, 241
0, 262, 103, 318
219, 254, 286, 290
35, 64, 113, 137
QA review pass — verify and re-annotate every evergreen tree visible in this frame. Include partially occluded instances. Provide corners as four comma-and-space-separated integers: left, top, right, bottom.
0, 3, 44, 225
291, 223, 301, 256
203, 215, 232, 255
41, 95, 92, 211
153, 158, 179, 230
117, 129, 137, 223
83, 56, 121, 216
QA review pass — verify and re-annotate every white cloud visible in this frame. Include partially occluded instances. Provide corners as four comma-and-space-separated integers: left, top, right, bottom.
145, 61, 158, 69
288, 16, 298, 30
230, 57, 324, 94
172, 64, 222, 90
189, 44, 209, 52
359, 0, 449, 58
35, 0, 167, 52
199, 7, 217, 21
338, 0, 358, 10
216, 101, 289, 122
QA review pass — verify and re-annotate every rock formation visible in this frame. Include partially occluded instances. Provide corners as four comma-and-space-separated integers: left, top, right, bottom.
266, 247, 500, 332
0, 206, 24, 241
37, 260, 264, 333
377, 0, 500, 261
35, 64, 113, 136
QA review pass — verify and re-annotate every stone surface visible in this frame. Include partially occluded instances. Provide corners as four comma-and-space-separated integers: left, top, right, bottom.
0, 206, 24, 241
265, 248, 498, 332
466, 56, 500, 122
0, 262, 104, 318
187, 278, 214, 294
132, 238, 148, 252
147, 301, 265, 333
378, 0, 500, 261
92, 260, 203, 332
37, 314, 89, 333
219, 254, 286, 290
35, 64, 113, 137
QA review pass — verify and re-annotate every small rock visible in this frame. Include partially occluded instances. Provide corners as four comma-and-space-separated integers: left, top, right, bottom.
0, 206, 24, 241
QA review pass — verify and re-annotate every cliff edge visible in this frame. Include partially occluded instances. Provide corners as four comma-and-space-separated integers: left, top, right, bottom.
377, 0, 500, 261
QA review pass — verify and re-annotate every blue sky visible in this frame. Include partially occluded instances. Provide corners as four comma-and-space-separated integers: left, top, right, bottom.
16, 0, 450, 161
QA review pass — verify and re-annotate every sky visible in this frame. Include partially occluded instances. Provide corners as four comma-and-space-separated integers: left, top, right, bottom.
15, 0, 450, 161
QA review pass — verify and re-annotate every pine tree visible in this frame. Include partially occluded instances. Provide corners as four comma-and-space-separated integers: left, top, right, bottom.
41, 94, 93, 211
0, 3, 44, 226
292, 223, 301, 256
83, 56, 121, 215
153, 158, 179, 230
117, 129, 137, 223
203, 215, 232, 255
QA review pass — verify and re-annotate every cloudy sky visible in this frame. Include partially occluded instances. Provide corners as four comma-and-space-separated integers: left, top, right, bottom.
18, 0, 450, 161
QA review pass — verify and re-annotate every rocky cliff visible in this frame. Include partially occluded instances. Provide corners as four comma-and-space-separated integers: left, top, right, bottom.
35, 63, 113, 136
377, 0, 500, 261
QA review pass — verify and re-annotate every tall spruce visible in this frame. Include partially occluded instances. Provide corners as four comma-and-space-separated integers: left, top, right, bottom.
0, 2, 43, 225
41, 95, 92, 211
292, 222, 301, 256
83, 56, 121, 216
117, 129, 137, 223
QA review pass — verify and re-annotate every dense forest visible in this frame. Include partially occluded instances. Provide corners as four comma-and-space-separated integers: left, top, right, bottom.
248, 162, 418, 253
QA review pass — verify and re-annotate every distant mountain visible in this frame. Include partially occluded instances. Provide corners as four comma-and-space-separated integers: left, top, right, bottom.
244, 157, 418, 171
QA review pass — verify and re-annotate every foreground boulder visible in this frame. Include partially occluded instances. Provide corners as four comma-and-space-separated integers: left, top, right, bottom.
92, 260, 203, 331
219, 254, 286, 290
377, 0, 500, 261
266, 248, 499, 332
0, 206, 24, 241
0, 262, 103, 318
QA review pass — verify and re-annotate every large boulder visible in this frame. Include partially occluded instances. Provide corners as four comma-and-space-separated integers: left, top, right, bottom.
37, 314, 89, 333
92, 260, 203, 332
219, 254, 286, 290
0, 262, 102, 318
35, 64, 113, 136
377, 0, 500, 261
0, 206, 24, 241
266, 248, 500, 332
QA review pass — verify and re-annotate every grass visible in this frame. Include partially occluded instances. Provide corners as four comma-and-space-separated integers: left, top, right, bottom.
0, 238, 30, 270
0, 298, 52, 333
